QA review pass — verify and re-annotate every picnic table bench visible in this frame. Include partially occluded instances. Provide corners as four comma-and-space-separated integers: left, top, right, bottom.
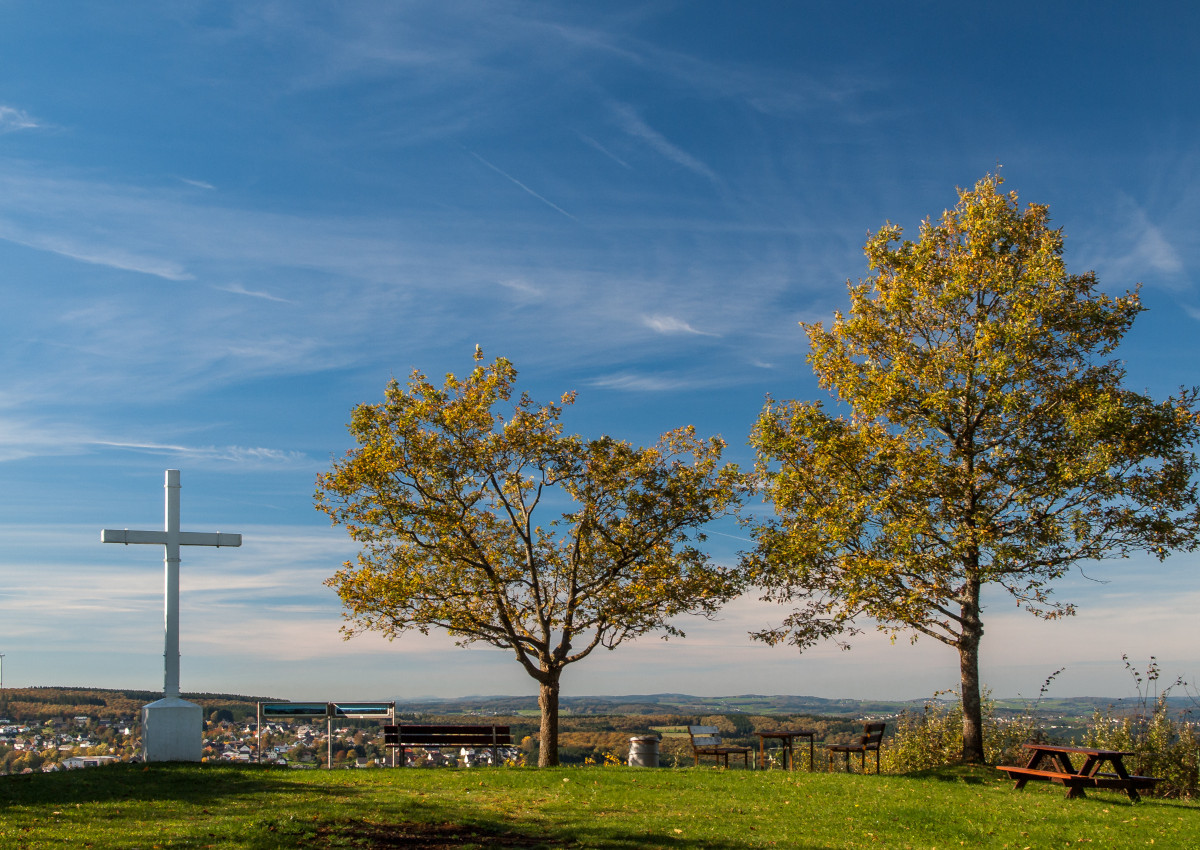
757, 729, 816, 771
687, 725, 752, 769
383, 724, 512, 767
997, 743, 1160, 801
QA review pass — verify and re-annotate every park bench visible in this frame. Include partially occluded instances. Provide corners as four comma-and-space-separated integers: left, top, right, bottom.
687, 725, 752, 769
826, 722, 886, 774
996, 766, 1095, 796
997, 744, 1160, 801
383, 724, 513, 767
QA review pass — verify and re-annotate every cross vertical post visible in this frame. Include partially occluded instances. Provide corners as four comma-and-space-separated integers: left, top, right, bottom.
165, 469, 181, 699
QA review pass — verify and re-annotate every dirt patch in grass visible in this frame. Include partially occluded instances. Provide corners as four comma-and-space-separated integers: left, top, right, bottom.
313, 820, 561, 849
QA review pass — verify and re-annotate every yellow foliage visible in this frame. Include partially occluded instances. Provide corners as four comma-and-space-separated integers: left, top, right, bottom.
315, 351, 743, 766
747, 173, 1200, 761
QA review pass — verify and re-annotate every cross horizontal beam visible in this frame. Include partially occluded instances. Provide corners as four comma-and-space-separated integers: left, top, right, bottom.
101, 529, 242, 547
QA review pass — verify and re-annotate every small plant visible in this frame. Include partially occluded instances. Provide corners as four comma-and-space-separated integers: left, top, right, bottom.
879, 688, 1041, 773
1082, 656, 1199, 798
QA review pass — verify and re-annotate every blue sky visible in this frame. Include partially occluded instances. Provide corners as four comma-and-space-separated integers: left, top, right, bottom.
1, 1, 1197, 704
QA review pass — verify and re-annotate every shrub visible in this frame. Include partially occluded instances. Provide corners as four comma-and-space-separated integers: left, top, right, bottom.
1081, 657, 1199, 799
877, 692, 1038, 774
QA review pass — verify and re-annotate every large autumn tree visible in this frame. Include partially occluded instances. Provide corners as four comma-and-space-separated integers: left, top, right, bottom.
316, 350, 742, 765
746, 175, 1200, 763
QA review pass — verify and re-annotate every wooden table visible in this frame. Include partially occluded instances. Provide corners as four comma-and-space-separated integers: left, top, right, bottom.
757, 730, 816, 771
997, 744, 1159, 801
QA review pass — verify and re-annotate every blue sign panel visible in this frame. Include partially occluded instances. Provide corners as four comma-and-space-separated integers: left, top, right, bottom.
260, 702, 330, 718
331, 703, 393, 718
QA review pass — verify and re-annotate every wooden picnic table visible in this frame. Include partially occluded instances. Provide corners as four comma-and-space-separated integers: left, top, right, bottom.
757, 730, 816, 771
997, 743, 1160, 801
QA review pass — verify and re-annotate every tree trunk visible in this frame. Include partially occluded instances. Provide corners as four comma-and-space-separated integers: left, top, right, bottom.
958, 578, 986, 763
537, 674, 561, 767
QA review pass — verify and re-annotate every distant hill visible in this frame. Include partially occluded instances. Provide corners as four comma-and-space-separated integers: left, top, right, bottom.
393, 691, 1190, 715
392, 693, 910, 717
4, 687, 1191, 724
0, 687, 279, 723
394, 692, 1196, 719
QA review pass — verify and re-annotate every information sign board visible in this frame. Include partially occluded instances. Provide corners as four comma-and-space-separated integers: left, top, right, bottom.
260, 702, 330, 719
331, 703, 394, 718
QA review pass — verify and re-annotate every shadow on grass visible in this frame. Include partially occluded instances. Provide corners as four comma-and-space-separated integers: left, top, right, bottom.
893, 763, 1198, 810
307, 818, 563, 849
302, 817, 797, 850
896, 763, 999, 785
0, 761, 336, 810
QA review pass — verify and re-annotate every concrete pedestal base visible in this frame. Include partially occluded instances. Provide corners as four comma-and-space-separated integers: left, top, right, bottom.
141, 697, 203, 762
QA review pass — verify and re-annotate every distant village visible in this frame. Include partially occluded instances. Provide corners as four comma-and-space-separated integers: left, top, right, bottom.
0, 712, 521, 774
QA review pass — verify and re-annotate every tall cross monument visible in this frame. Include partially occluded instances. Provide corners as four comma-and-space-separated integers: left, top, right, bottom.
102, 469, 242, 762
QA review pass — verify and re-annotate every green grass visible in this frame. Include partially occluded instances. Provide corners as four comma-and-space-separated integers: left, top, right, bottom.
1, 763, 1196, 849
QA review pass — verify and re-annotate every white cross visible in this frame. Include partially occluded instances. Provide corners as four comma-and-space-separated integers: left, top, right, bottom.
102, 470, 241, 699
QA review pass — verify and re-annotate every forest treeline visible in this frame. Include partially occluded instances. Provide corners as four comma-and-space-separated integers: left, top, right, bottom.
0, 687, 275, 723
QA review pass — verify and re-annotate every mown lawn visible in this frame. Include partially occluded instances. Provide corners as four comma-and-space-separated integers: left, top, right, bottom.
0, 762, 1196, 849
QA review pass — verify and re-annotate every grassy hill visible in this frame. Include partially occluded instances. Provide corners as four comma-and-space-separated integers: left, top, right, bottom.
0, 761, 1196, 848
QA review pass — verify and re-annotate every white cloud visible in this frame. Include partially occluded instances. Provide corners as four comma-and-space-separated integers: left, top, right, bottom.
0, 105, 39, 132
496, 277, 543, 298
1085, 196, 1186, 287
589, 371, 722, 392
0, 415, 98, 462
0, 218, 193, 280
1132, 219, 1183, 274
610, 102, 720, 185
642, 314, 717, 336
215, 282, 293, 303
92, 441, 310, 468
0, 413, 309, 468
467, 150, 579, 222
577, 132, 631, 169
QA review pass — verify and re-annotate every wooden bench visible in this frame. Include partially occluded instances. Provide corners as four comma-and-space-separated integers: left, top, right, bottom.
1091, 773, 1161, 792
996, 766, 1094, 797
383, 724, 513, 767
826, 722, 886, 774
998, 744, 1160, 801
687, 725, 752, 769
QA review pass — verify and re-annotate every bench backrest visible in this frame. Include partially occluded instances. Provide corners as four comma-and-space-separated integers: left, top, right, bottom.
860, 722, 886, 751
383, 724, 512, 747
687, 725, 723, 748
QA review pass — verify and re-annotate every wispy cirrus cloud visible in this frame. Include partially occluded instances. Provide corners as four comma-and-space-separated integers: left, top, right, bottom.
93, 440, 310, 468
588, 370, 724, 392
0, 104, 40, 132
1086, 196, 1186, 288
496, 277, 543, 298
467, 149, 579, 222
0, 218, 193, 280
610, 102, 719, 184
0, 414, 309, 468
577, 132, 631, 169
642, 314, 718, 336
216, 282, 293, 303
0, 415, 99, 462
1130, 218, 1183, 275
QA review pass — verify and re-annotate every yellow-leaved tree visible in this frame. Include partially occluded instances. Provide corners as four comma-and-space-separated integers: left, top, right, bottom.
316, 350, 743, 765
746, 175, 1200, 763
